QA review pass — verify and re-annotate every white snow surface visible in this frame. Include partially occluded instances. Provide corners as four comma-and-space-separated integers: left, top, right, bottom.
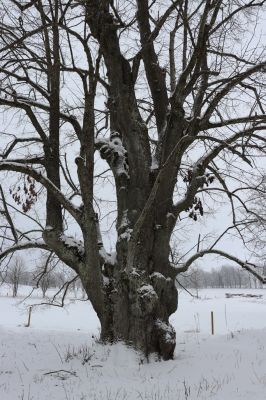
1, 286, 266, 399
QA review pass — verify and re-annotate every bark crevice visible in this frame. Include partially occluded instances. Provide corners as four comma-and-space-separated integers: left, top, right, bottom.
98, 260, 178, 360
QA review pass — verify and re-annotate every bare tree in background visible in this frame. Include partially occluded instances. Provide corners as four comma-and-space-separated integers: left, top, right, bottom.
7, 257, 24, 297
33, 252, 60, 297
34, 268, 55, 298
40, 274, 52, 297
0, 0, 266, 359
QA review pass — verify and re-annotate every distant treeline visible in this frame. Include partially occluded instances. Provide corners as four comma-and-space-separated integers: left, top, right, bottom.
1, 259, 265, 299
0, 257, 84, 298
177, 265, 265, 290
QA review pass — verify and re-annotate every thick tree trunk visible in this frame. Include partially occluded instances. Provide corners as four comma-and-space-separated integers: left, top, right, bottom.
87, 256, 178, 360
82, 3, 179, 359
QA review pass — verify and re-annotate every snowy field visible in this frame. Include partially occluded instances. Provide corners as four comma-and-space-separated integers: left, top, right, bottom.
1, 285, 266, 400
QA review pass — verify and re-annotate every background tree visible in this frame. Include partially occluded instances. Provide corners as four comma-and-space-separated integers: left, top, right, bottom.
0, 0, 266, 360
6, 257, 25, 297
39, 273, 53, 297
33, 254, 57, 298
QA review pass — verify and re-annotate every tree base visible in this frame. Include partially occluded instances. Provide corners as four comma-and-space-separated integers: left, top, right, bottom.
99, 268, 178, 360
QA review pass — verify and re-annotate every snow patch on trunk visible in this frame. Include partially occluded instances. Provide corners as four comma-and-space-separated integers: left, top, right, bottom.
60, 234, 84, 256
138, 284, 158, 300
155, 319, 176, 344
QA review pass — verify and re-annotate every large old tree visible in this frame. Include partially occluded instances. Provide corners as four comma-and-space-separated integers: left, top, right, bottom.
0, 0, 266, 359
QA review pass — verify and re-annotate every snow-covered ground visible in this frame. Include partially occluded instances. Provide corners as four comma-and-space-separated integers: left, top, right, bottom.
1, 285, 266, 400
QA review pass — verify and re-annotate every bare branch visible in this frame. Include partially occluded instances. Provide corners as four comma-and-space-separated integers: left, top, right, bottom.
0, 240, 49, 261
0, 161, 82, 224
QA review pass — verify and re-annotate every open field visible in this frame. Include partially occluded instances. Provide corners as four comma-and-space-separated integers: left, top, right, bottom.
1, 285, 266, 400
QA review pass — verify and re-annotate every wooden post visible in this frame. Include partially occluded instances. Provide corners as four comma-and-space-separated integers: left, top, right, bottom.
211, 311, 214, 335
26, 306, 32, 327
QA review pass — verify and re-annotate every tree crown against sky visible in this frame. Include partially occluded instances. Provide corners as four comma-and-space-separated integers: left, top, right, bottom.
0, 0, 266, 359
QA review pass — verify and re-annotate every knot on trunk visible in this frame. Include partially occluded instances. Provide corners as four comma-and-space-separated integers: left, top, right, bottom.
155, 319, 176, 360
96, 132, 129, 179
137, 283, 159, 314
150, 272, 178, 314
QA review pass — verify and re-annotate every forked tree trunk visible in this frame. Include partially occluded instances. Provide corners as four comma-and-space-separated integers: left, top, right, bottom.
78, 1, 180, 360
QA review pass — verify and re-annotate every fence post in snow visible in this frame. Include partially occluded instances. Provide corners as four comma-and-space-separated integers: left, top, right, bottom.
211, 311, 214, 335
26, 306, 32, 327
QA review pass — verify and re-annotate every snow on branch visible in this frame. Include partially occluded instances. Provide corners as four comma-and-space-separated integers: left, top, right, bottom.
59, 234, 85, 258
95, 132, 129, 179
43, 227, 85, 272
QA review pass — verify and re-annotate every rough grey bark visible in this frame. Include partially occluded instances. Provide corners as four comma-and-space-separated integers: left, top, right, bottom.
98, 223, 178, 359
